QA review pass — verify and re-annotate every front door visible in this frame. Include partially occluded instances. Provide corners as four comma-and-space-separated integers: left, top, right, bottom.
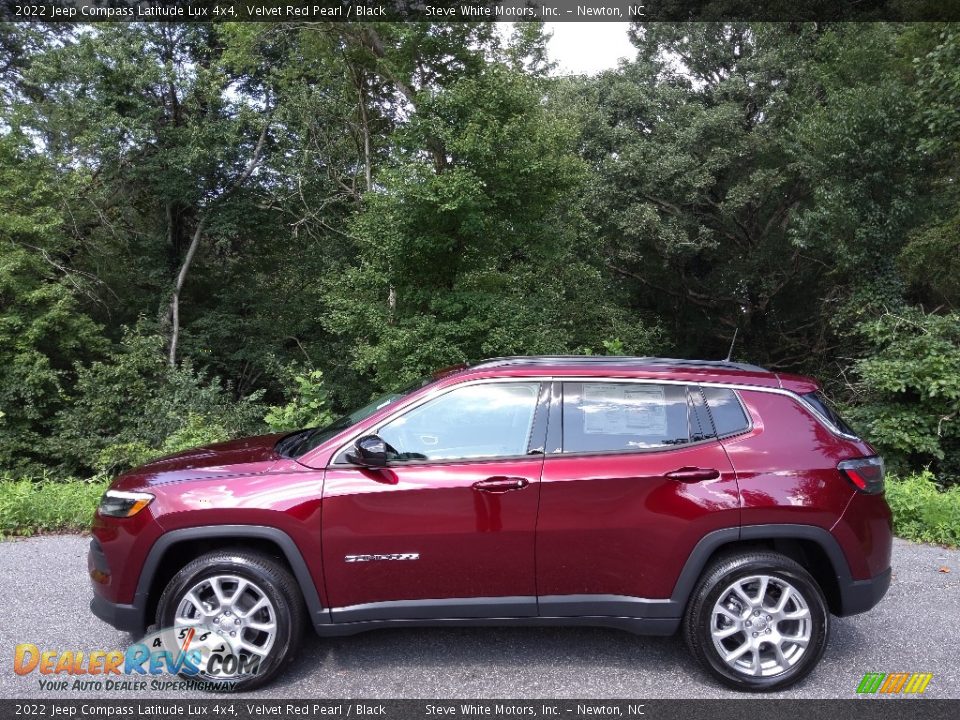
322, 381, 548, 621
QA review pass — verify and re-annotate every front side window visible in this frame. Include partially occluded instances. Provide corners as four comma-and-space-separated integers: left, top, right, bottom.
561, 382, 695, 453
378, 382, 541, 462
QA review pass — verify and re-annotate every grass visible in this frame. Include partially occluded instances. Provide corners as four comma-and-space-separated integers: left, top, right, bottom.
1, 471, 959, 548
0, 475, 108, 537
885, 470, 960, 548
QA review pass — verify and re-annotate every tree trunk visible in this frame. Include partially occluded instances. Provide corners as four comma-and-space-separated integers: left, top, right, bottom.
167, 214, 208, 366
165, 117, 272, 366
359, 26, 448, 173
356, 70, 373, 193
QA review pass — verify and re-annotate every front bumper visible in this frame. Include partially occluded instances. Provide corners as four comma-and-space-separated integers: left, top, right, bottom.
837, 566, 891, 616
88, 537, 147, 634
90, 595, 145, 635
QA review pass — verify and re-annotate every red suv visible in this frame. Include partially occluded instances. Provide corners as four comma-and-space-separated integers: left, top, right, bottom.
89, 356, 892, 691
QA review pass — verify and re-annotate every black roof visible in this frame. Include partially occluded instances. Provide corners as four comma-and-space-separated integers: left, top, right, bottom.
471, 355, 770, 374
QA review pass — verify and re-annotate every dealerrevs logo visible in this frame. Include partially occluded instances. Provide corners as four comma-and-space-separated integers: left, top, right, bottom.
14, 627, 259, 691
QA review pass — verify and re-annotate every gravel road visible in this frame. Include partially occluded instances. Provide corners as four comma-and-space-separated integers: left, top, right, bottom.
1, 535, 957, 700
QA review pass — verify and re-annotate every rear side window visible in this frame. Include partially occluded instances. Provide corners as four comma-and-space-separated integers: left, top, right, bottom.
561, 383, 704, 453
803, 391, 859, 437
701, 387, 750, 436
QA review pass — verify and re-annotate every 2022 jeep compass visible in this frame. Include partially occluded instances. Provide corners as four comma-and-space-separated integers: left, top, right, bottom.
89, 356, 892, 691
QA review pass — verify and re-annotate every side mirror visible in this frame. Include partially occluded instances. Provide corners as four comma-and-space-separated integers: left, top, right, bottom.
346, 434, 392, 468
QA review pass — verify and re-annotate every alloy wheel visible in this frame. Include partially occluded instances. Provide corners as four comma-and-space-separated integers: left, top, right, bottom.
709, 574, 812, 677
174, 574, 277, 678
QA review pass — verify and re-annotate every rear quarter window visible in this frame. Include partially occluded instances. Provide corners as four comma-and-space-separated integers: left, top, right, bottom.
802, 391, 859, 437
701, 387, 750, 436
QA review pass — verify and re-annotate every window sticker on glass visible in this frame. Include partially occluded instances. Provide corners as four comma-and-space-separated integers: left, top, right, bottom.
582, 384, 667, 436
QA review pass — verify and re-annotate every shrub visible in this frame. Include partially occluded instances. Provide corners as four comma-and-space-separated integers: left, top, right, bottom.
886, 471, 960, 547
0, 474, 109, 537
847, 309, 960, 484
55, 326, 266, 475
94, 414, 231, 475
264, 369, 334, 432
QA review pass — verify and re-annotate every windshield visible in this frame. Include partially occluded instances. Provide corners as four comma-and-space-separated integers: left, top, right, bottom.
278, 381, 426, 458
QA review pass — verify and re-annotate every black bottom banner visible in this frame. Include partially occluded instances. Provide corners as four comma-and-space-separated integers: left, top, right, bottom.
3, 700, 958, 720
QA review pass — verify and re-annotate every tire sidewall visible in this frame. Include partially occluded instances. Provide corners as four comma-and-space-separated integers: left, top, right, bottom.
691, 557, 829, 691
156, 553, 299, 692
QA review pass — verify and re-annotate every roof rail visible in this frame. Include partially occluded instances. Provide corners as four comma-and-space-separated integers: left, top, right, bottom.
470, 355, 770, 374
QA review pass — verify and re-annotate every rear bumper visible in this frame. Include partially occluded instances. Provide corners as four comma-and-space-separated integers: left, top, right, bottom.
738, 523, 892, 618
837, 566, 891, 616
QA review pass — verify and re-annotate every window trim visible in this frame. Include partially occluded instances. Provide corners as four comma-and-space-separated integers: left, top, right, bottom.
688, 385, 715, 441
799, 391, 861, 441
327, 375, 855, 468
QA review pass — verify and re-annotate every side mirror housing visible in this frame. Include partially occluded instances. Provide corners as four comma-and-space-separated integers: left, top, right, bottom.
346, 434, 391, 467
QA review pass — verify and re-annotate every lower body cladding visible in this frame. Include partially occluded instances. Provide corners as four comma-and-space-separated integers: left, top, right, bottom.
320, 595, 681, 637
89, 523, 891, 637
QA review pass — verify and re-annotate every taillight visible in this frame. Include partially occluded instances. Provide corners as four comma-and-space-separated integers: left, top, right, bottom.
838, 456, 885, 494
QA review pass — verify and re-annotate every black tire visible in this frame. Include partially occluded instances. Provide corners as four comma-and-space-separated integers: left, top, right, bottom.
683, 551, 829, 692
156, 549, 306, 692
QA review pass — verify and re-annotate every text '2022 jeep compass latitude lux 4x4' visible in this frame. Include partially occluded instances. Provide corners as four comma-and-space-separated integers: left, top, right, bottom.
89, 356, 892, 691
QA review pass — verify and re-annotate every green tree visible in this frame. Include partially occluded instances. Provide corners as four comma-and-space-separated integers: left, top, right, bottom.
55, 326, 265, 475
848, 309, 960, 482
328, 57, 661, 389
581, 24, 921, 372
898, 26, 960, 310
0, 135, 107, 473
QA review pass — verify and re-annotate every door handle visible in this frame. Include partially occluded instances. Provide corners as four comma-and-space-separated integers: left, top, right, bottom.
473, 477, 529, 493
666, 467, 721, 482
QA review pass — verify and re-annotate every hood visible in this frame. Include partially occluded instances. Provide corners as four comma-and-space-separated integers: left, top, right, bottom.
110, 432, 289, 490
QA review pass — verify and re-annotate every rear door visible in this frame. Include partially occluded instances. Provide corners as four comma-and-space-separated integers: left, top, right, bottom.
536, 381, 740, 615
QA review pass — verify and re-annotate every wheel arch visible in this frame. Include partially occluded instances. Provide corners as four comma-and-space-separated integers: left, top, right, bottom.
672, 525, 854, 616
134, 525, 329, 633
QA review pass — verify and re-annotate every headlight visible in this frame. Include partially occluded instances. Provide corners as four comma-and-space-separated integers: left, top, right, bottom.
98, 490, 154, 518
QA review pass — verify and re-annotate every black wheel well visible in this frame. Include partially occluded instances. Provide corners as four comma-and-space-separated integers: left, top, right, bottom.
145, 537, 296, 627
699, 538, 842, 615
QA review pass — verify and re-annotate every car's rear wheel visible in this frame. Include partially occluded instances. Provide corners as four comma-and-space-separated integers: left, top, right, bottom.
156, 550, 305, 691
683, 551, 829, 691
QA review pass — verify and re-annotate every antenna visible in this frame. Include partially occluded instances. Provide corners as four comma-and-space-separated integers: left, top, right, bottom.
724, 328, 739, 363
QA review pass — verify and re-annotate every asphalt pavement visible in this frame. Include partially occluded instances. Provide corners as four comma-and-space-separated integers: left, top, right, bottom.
0, 535, 957, 700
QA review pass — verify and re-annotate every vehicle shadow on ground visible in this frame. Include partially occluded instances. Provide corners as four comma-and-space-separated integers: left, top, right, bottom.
272, 626, 682, 695
261, 620, 872, 698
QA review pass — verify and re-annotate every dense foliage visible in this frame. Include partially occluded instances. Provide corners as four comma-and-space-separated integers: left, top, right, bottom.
0, 475, 107, 536
885, 471, 960, 547
0, 22, 957, 485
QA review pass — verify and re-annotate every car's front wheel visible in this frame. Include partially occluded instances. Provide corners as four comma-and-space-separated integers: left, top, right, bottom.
683, 551, 829, 691
156, 549, 305, 691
